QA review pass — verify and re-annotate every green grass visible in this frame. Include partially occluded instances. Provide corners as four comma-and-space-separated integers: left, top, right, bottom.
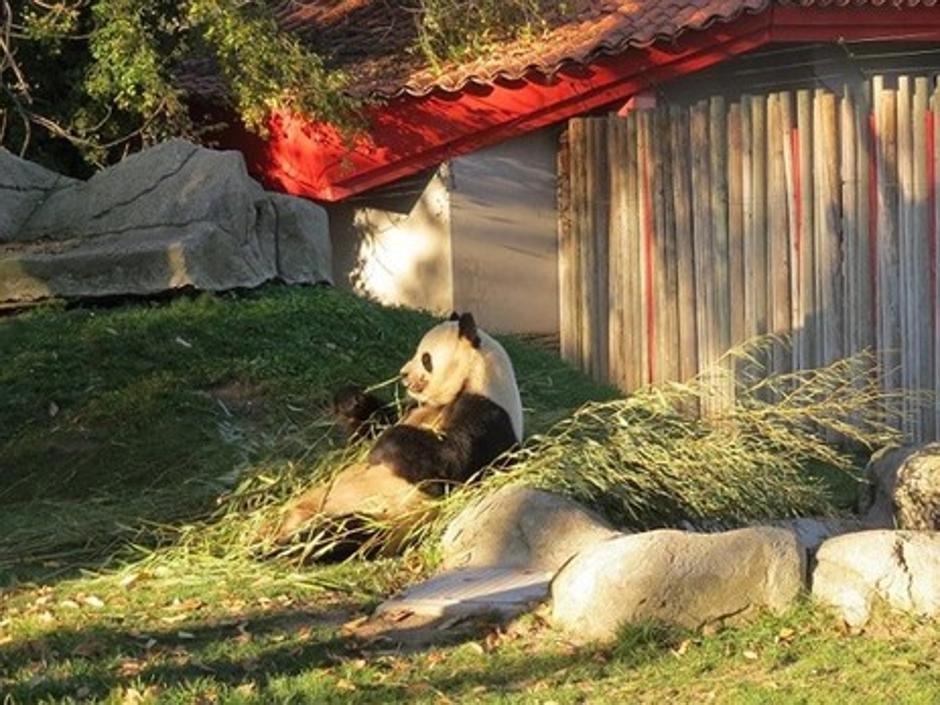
2, 285, 934, 704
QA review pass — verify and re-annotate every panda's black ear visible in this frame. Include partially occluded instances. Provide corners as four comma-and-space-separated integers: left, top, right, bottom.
449, 311, 460, 321
457, 312, 480, 348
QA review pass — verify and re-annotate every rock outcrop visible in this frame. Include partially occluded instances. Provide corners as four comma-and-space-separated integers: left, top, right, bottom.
440, 484, 619, 571
550, 527, 805, 642
0, 140, 331, 303
859, 444, 940, 530
812, 530, 940, 626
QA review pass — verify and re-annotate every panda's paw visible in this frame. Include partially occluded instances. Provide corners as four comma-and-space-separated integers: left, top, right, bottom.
332, 385, 394, 441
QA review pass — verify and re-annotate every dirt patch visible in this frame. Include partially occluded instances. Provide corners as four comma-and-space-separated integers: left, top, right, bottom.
206, 380, 268, 419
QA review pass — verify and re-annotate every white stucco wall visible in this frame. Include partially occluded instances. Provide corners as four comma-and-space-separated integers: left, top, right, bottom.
326, 128, 561, 334
449, 128, 560, 334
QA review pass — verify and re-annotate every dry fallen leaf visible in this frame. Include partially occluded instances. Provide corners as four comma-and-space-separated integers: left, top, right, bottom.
83, 595, 105, 609
336, 678, 357, 692
672, 639, 692, 658
743, 649, 759, 661
119, 659, 144, 677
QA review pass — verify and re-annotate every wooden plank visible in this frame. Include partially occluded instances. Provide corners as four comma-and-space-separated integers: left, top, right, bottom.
767, 92, 790, 376
797, 89, 816, 371
877, 85, 901, 420
913, 77, 931, 441
607, 116, 625, 391
657, 107, 680, 384
623, 113, 643, 393
816, 90, 842, 367
728, 102, 745, 349
897, 76, 915, 437
670, 104, 698, 383
691, 99, 714, 411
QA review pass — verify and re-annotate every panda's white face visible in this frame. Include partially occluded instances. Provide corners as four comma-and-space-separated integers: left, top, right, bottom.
400, 320, 477, 406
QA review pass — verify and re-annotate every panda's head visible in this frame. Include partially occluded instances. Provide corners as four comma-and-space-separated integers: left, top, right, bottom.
400, 312, 480, 407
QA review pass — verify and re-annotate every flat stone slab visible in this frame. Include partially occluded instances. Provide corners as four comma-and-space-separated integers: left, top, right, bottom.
375, 567, 553, 620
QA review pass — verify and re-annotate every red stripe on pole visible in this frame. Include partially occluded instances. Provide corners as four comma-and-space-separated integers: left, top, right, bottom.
868, 111, 879, 330
642, 147, 656, 384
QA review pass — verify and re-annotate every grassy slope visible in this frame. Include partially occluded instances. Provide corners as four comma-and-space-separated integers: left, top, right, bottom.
0, 286, 612, 581
1, 286, 936, 704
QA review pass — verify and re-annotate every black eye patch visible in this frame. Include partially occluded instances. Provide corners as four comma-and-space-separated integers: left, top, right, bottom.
421, 352, 433, 373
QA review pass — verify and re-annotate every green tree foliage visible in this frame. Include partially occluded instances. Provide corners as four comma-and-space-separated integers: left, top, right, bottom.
1, 0, 555, 176
1, 0, 358, 175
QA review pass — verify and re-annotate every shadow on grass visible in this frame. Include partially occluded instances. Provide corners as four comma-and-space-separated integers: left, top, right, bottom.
0, 605, 357, 702
0, 600, 685, 704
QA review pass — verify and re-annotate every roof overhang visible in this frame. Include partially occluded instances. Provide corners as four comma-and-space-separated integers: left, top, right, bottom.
225, 5, 940, 202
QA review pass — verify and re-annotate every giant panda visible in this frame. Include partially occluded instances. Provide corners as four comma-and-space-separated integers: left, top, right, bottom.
275, 311, 523, 544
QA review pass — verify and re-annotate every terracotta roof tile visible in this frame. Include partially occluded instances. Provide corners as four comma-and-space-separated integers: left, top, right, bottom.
179, 0, 939, 100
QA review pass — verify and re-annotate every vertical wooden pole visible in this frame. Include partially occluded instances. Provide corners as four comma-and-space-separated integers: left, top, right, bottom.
877, 83, 901, 424
579, 118, 597, 377
607, 116, 625, 391
691, 99, 714, 411
855, 81, 874, 358
728, 102, 746, 349
781, 91, 800, 373
671, 104, 698, 384
932, 79, 940, 439
658, 107, 680, 384
841, 86, 859, 362
638, 110, 654, 387
564, 119, 584, 368
593, 119, 611, 383
768, 92, 790, 375
913, 77, 932, 441
746, 95, 768, 377
897, 76, 916, 437
710, 96, 731, 406
557, 125, 573, 364
797, 90, 816, 371
624, 113, 643, 393
817, 90, 843, 367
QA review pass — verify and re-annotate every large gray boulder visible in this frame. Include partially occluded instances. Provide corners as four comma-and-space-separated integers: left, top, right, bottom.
0, 140, 331, 302
812, 530, 940, 627
440, 485, 619, 571
550, 527, 805, 642
859, 444, 940, 530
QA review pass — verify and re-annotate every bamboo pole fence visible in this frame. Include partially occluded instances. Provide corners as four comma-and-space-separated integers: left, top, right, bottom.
559, 75, 940, 441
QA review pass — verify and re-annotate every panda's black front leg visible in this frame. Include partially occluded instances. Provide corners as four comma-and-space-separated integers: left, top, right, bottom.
331, 384, 396, 442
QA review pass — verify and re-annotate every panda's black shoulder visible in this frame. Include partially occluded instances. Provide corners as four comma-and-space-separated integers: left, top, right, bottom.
366, 393, 517, 487
445, 394, 516, 447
